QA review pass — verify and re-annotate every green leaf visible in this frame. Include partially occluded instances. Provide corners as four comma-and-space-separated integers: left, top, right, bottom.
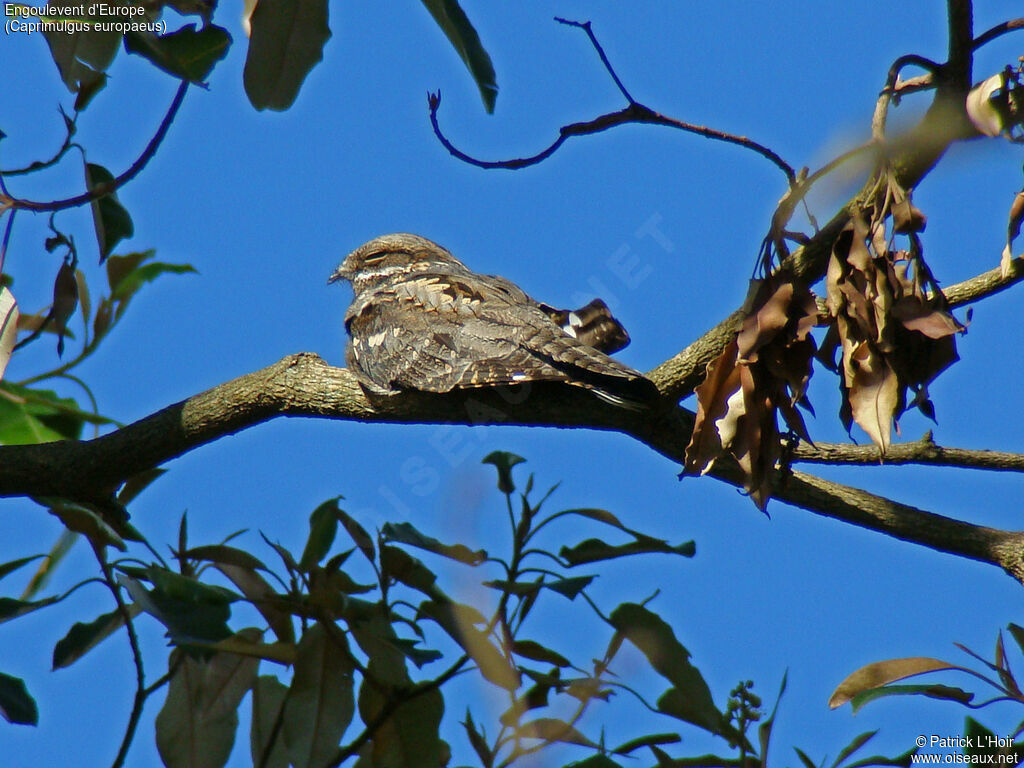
47, 500, 126, 551
185, 545, 267, 572
1007, 623, 1024, 657
336, 506, 375, 564
85, 162, 134, 261
0, 595, 60, 623
758, 672, 787, 767
829, 657, 962, 709
0, 383, 94, 444
52, 605, 141, 669
847, 684, 974, 715
512, 640, 570, 668
282, 623, 355, 768
116, 467, 167, 505
110, 261, 197, 304
844, 746, 920, 768
215, 563, 295, 644
832, 731, 879, 768
518, 717, 598, 748
481, 579, 543, 598
21, 530, 77, 601
243, 0, 331, 111
419, 0, 498, 113
0, 555, 45, 583
612, 732, 682, 755
482, 451, 525, 493
544, 575, 594, 600
0, 672, 38, 725
382, 522, 486, 565
124, 24, 232, 82
419, 599, 520, 690
359, 678, 444, 768
563, 755, 623, 768
462, 710, 492, 768
299, 498, 340, 571
610, 603, 724, 736
119, 572, 234, 645
155, 629, 261, 768
251, 676, 289, 768
963, 716, 1023, 762
381, 545, 439, 595
561, 537, 695, 566
794, 747, 820, 768
39, 2, 121, 93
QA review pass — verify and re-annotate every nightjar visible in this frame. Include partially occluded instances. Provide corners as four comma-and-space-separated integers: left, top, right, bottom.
329, 233, 657, 407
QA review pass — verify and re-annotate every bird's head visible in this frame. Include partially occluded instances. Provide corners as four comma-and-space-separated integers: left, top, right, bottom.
329, 233, 466, 293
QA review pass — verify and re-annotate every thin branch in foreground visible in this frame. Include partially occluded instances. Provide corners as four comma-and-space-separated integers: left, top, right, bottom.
93, 545, 146, 768
2, 80, 189, 214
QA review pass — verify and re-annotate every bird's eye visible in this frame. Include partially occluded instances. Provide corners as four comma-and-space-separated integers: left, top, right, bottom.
363, 252, 388, 265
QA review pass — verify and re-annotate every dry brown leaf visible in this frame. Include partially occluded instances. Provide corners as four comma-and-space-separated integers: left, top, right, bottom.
829, 657, 961, 709
844, 340, 899, 452
684, 338, 742, 476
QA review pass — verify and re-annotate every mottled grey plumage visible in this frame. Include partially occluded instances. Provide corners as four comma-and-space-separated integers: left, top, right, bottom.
329, 233, 656, 406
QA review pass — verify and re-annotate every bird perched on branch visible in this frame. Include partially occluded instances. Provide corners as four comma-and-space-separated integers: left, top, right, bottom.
329, 233, 657, 408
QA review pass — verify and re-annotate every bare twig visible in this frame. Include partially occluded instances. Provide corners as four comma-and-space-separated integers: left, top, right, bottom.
795, 432, 1024, 473
3, 80, 188, 214
429, 94, 795, 180
555, 17, 635, 103
0, 107, 79, 177
873, 54, 942, 140
93, 545, 147, 768
972, 18, 1024, 51
428, 19, 795, 182
0, 208, 15, 275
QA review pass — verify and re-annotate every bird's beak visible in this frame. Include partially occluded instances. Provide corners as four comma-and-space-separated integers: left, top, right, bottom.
327, 263, 348, 285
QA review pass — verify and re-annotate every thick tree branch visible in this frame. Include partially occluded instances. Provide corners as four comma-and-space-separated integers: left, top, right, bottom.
3, 353, 1024, 583
944, 254, 1024, 306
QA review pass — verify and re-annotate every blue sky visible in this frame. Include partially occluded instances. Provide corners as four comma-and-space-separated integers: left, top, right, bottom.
3, 2, 1024, 765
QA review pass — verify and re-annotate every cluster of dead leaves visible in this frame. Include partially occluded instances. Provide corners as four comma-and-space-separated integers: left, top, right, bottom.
683, 271, 820, 508
684, 181, 965, 509
820, 202, 963, 453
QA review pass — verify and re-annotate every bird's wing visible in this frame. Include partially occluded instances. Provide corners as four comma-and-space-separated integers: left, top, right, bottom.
346, 275, 572, 393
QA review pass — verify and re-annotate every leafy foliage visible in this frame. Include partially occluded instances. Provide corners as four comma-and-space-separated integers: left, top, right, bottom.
0, 452, 923, 767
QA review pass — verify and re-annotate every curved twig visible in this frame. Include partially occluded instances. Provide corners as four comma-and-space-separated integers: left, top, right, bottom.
430, 95, 794, 180
428, 17, 795, 182
972, 18, 1024, 50
0, 107, 80, 177
3, 80, 188, 214
873, 54, 943, 140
